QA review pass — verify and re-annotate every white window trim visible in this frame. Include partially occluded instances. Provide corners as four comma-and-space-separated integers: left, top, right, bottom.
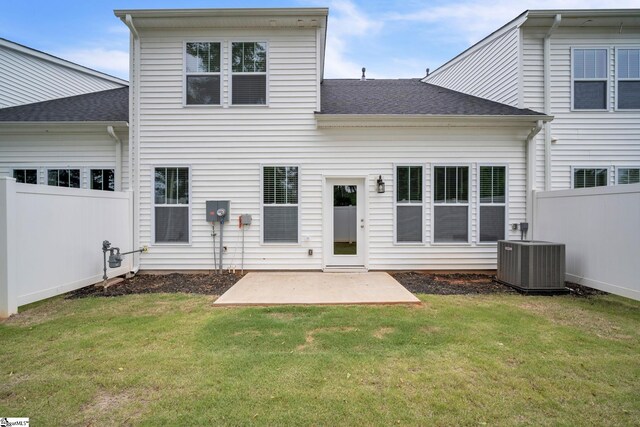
570, 47, 610, 112
11, 167, 39, 185
88, 167, 116, 191
570, 166, 610, 189
615, 165, 640, 185
182, 40, 224, 108
477, 164, 509, 245
229, 40, 269, 107
393, 164, 425, 245
45, 167, 82, 188
430, 164, 472, 246
151, 165, 192, 246
260, 164, 301, 245
614, 46, 640, 112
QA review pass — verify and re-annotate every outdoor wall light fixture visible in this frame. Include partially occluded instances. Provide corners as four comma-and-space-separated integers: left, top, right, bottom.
376, 175, 386, 193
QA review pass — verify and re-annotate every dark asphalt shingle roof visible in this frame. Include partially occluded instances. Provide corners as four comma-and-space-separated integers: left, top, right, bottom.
0, 87, 129, 122
319, 79, 544, 116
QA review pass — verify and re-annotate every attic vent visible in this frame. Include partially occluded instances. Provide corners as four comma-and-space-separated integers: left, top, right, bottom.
361, 67, 366, 81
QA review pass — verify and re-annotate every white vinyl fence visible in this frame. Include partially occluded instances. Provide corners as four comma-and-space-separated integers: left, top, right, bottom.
533, 183, 640, 301
0, 177, 133, 317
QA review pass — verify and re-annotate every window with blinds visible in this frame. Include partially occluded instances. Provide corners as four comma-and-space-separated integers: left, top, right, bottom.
396, 166, 423, 243
433, 166, 469, 243
47, 169, 80, 188
154, 167, 190, 243
573, 168, 608, 188
617, 48, 640, 110
13, 169, 38, 184
90, 169, 115, 191
479, 166, 506, 242
263, 166, 298, 243
617, 168, 640, 185
185, 42, 221, 105
573, 48, 608, 110
232, 42, 267, 105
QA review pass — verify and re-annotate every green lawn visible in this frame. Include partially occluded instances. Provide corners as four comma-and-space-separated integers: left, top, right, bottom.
1, 293, 639, 426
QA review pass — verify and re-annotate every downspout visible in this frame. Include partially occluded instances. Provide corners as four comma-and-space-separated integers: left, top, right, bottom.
526, 120, 544, 238
106, 125, 122, 191
543, 14, 561, 191
123, 14, 141, 274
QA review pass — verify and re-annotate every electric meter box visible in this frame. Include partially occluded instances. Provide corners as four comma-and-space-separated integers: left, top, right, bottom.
206, 200, 230, 222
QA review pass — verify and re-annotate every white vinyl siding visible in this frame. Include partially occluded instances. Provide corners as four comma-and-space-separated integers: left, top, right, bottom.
0, 43, 125, 108
423, 22, 522, 107
522, 26, 640, 190
0, 125, 130, 190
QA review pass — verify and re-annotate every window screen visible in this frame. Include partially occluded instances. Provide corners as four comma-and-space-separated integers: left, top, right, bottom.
396, 166, 423, 243
263, 166, 298, 243
573, 48, 608, 110
573, 168, 608, 188
433, 166, 469, 243
47, 169, 80, 188
617, 49, 640, 109
231, 42, 267, 105
479, 166, 506, 242
154, 167, 190, 243
90, 169, 115, 191
13, 169, 38, 184
185, 42, 221, 105
617, 168, 640, 185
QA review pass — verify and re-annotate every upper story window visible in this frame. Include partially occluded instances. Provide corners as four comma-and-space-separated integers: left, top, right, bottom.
13, 169, 38, 184
572, 48, 608, 110
231, 42, 267, 105
617, 48, 640, 110
185, 42, 221, 105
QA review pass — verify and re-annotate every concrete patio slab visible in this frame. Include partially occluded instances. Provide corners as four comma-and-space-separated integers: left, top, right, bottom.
213, 272, 421, 306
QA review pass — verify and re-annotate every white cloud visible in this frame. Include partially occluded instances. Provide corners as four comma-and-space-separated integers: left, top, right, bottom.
55, 48, 129, 79
323, 0, 383, 78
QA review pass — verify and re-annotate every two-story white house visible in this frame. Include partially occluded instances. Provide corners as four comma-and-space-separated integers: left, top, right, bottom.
112, 7, 550, 272
423, 9, 640, 192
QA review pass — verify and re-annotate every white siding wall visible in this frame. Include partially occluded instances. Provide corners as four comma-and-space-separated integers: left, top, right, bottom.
423, 24, 521, 107
0, 125, 129, 190
0, 45, 125, 108
523, 26, 640, 190
134, 27, 530, 270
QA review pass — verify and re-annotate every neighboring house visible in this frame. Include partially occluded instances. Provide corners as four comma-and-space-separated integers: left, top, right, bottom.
113, 7, 550, 272
0, 88, 129, 191
423, 9, 640, 191
0, 38, 127, 108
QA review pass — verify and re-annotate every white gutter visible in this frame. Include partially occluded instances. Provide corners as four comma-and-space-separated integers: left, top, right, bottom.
543, 14, 561, 191
122, 14, 141, 275
107, 125, 123, 192
526, 120, 544, 237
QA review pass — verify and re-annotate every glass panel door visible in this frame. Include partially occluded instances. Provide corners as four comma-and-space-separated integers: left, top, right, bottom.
333, 185, 357, 255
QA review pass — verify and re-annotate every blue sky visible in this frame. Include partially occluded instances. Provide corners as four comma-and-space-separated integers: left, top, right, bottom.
1, 0, 636, 80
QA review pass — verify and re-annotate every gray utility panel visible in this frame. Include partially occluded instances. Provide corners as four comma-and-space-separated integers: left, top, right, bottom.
206, 200, 230, 222
497, 240, 566, 292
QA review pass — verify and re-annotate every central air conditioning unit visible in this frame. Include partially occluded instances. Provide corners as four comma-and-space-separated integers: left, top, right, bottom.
497, 240, 567, 293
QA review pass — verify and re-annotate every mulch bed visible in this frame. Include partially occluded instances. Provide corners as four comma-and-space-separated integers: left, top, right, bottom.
392, 272, 608, 297
66, 272, 241, 299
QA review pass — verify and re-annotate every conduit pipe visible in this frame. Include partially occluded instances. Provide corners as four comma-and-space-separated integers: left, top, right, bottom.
107, 125, 122, 191
122, 14, 141, 275
543, 14, 561, 191
526, 120, 544, 238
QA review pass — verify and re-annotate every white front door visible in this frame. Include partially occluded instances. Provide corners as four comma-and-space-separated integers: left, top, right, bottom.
324, 178, 366, 268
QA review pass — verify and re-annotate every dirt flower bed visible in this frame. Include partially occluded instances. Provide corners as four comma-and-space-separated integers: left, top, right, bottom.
67, 272, 241, 299
392, 272, 607, 297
